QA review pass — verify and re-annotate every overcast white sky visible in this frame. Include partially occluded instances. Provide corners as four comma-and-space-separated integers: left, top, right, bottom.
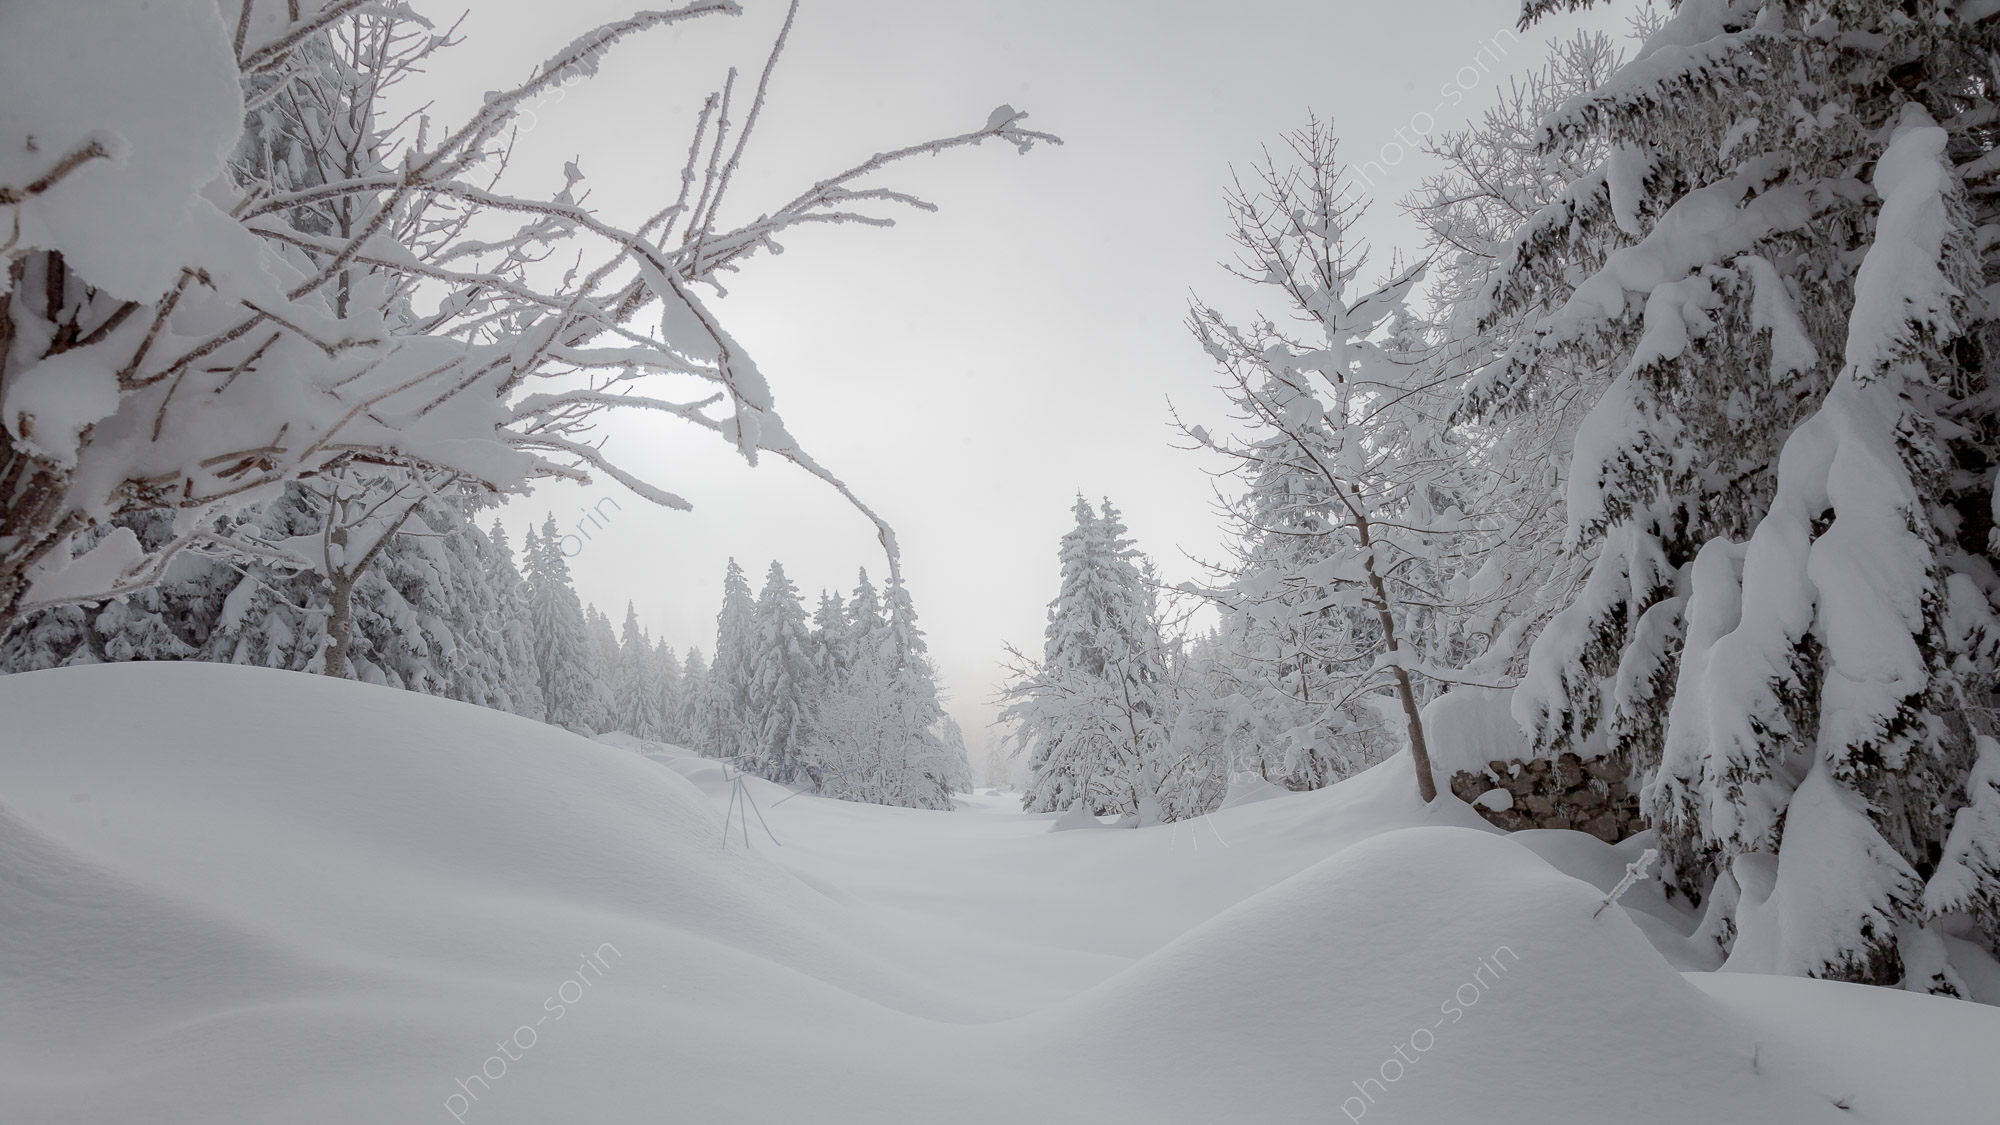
420, 0, 1637, 740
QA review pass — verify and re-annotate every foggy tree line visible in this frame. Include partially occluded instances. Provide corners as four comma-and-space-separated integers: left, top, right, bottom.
0, 496, 969, 809
703, 559, 971, 810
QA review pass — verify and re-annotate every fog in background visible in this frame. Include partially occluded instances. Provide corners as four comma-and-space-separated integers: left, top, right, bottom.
406, 0, 1637, 741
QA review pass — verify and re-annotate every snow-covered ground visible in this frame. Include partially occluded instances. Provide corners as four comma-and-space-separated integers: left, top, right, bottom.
2, 663, 1992, 1124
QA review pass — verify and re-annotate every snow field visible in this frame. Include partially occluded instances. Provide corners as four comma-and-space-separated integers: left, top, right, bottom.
1, 663, 1992, 1123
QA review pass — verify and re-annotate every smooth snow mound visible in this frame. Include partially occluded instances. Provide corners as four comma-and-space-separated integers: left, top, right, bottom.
1, 664, 1989, 1124
1031, 826, 1848, 1124
0, 664, 981, 1124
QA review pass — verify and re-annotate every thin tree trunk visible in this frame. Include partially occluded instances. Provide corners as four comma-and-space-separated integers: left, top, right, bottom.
324, 570, 354, 678
1364, 565, 1436, 803
1354, 501, 1437, 804
1385, 652, 1437, 803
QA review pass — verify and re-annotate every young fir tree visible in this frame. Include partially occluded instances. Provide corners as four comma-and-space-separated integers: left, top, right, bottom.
846, 568, 888, 669
678, 646, 713, 753
811, 590, 851, 687
809, 573, 967, 810
335, 484, 490, 697
744, 562, 820, 784
413, 496, 519, 713
1002, 497, 1177, 820
810, 643, 960, 810
1479, 0, 2000, 988
887, 572, 971, 798
614, 603, 666, 739
940, 715, 972, 790
526, 515, 612, 734
654, 639, 684, 745
584, 604, 623, 687
707, 559, 760, 763
484, 522, 547, 722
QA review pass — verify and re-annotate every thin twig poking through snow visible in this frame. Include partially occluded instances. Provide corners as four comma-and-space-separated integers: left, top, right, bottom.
1593, 848, 1658, 919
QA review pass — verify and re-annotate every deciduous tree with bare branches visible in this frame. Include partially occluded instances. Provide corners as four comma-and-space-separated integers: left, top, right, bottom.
1179, 122, 1472, 804
0, 0, 1057, 646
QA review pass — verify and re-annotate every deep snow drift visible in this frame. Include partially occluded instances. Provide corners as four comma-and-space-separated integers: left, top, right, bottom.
1, 664, 1991, 1123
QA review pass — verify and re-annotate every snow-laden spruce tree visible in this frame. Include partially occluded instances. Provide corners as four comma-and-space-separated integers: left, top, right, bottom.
614, 603, 666, 739
743, 561, 819, 784
0, 0, 1056, 643
808, 571, 966, 809
483, 522, 546, 721
1479, 0, 2000, 988
1398, 29, 1628, 688
1002, 497, 1178, 819
811, 590, 851, 687
0, 483, 544, 715
809, 643, 962, 810
390, 490, 526, 711
525, 515, 611, 733
677, 646, 712, 752
335, 491, 470, 695
1180, 120, 1471, 804
845, 569, 888, 667
585, 605, 622, 684
705, 559, 759, 762
884, 571, 972, 796
654, 639, 685, 744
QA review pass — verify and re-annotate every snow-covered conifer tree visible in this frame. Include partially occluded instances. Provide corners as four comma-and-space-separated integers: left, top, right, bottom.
1002, 498, 1177, 819
810, 642, 963, 811
0, 604, 91, 671
678, 647, 713, 753
483, 522, 546, 722
706, 560, 760, 762
613, 604, 666, 739
1, 483, 536, 717
654, 639, 684, 744
811, 590, 851, 687
846, 569, 888, 668
742, 562, 819, 784
804, 566, 967, 808
1478, 0, 2000, 986
1396, 29, 1625, 687
398, 494, 519, 711
526, 515, 612, 734
585, 605, 622, 683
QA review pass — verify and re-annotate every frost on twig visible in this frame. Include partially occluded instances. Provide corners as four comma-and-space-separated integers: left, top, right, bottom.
1593, 847, 1658, 918
0, 0, 1056, 636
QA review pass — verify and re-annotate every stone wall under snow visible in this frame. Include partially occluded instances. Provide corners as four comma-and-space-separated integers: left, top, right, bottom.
1422, 688, 1646, 844
1448, 753, 1647, 843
